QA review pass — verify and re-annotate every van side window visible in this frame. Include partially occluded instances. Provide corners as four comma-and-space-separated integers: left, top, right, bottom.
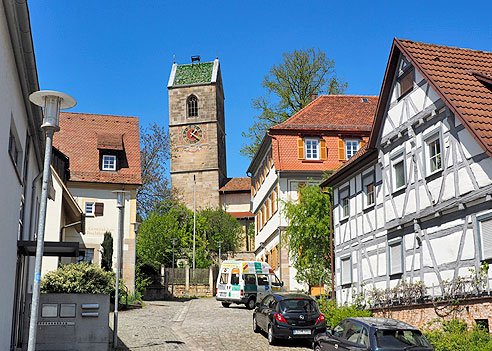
271, 275, 281, 287
231, 273, 240, 285
244, 274, 256, 285
220, 273, 229, 284
257, 274, 269, 286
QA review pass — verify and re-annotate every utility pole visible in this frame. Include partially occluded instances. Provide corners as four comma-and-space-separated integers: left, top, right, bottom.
171, 238, 176, 296
218, 241, 222, 267
193, 175, 196, 296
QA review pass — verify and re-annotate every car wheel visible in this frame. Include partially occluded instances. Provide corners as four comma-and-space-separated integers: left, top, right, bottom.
221, 302, 231, 308
247, 297, 256, 310
253, 315, 260, 333
268, 325, 276, 345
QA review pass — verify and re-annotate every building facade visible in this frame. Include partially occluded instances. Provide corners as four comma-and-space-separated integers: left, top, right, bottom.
167, 58, 227, 210
248, 95, 377, 291
54, 112, 141, 291
323, 39, 492, 304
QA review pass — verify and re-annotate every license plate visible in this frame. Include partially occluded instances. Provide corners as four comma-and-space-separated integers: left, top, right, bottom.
293, 329, 311, 335
219, 292, 226, 297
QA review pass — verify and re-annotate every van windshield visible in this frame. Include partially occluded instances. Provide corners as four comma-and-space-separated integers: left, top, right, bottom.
219, 273, 229, 284
279, 299, 317, 313
375, 329, 431, 349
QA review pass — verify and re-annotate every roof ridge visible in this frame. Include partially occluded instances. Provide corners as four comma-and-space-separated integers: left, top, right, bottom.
397, 38, 492, 55
176, 61, 215, 66
60, 111, 139, 119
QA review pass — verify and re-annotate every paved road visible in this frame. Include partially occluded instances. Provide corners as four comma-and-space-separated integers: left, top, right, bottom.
115, 297, 312, 351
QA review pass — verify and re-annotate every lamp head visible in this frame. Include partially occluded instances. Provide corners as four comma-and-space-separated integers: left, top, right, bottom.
29, 90, 76, 131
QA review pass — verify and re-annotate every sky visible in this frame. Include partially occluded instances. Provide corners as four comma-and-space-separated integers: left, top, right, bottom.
28, 0, 492, 179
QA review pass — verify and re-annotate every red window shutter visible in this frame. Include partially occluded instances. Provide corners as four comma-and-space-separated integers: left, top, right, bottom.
320, 139, 327, 160
338, 139, 345, 161
95, 202, 104, 216
297, 138, 305, 159
360, 140, 366, 148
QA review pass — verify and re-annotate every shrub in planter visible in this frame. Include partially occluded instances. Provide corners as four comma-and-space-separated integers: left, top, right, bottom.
317, 297, 372, 328
41, 263, 125, 299
424, 319, 492, 351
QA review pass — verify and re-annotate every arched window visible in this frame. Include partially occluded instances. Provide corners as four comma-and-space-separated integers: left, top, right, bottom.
187, 95, 198, 117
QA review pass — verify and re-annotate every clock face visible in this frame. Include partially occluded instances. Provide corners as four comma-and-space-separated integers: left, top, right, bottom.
183, 125, 203, 144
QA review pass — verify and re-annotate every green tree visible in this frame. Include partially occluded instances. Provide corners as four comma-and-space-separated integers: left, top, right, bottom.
283, 184, 333, 289
241, 48, 348, 158
100, 231, 113, 272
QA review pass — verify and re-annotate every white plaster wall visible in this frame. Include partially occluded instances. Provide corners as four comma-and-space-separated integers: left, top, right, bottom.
252, 165, 276, 212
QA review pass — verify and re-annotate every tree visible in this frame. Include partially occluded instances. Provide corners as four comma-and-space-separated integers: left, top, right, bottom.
283, 184, 333, 289
100, 231, 113, 271
241, 48, 348, 158
138, 122, 171, 217
136, 202, 242, 270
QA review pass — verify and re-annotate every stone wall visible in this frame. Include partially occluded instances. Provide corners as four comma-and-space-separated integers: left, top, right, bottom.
371, 296, 492, 331
171, 170, 221, 209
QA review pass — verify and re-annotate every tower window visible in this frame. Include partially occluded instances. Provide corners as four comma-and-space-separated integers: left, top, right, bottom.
187, 95, 198, 117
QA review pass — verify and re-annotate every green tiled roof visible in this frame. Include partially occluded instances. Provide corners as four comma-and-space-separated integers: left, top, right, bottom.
173, 62, 214, 86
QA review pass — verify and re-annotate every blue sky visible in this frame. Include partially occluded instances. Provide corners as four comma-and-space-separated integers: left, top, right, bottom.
29, 1, 492, 178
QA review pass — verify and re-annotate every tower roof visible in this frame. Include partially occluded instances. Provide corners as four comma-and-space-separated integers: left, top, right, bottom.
168, 58, 220, 87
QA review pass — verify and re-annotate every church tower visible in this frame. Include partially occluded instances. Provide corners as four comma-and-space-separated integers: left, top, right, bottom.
167, 57, 227, 209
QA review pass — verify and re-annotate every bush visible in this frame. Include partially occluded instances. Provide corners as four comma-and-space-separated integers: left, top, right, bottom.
424, 319, 492, 351
317, 297, 372, 328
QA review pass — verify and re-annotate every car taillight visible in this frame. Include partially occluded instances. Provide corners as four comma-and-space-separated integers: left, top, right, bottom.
216, 288, 218, 295
274, 313, 287, 323
240, 289, 244, 296
316, 313, 325, 324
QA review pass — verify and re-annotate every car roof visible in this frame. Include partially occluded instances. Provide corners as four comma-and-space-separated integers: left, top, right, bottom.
346, 317, 420, 330
271, 293, 314, 301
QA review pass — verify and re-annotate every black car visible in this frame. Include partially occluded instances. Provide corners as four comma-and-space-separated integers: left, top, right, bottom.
253, 293, 326, 345
313, 317, 434, 351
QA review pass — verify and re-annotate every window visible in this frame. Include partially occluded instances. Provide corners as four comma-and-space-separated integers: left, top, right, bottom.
340, 187, 350, 219
345, 139, 360, 160
102, 155, 116, 171
333, 320, 350, 338
187, 95, 198, 117
244, 274, 256, 285
85, 202, 95, 216
231, 273, 240, 285
78, 248, 94, 264
426, 133, 442, 174
257, 274, 269, 286
366, 183, 375, 206
9, 130, 20, 167
345, 322, 363, 344
305, 138, 319, 160
341, 256, 352, 285
271, 274, 282, 288
389, 239, 403, 275
220, 273, 229, 284
391, 152, 406, 191
399, 68, 414, 97
478, 214, 492, 260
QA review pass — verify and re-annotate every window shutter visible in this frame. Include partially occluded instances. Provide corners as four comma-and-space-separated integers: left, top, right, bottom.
390, 243, 403, 275
481, 217, 492, 259
95, 202, 104, 216
297, 138, 305, 159
360, 140, 366, 148
338, 139, 345, 161
320, 139, 327, 160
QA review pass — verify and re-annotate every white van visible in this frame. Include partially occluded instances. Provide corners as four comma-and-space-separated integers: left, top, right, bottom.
216, 260, 284, 309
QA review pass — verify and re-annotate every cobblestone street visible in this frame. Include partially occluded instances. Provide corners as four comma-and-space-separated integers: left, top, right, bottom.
115, 297, 312, 351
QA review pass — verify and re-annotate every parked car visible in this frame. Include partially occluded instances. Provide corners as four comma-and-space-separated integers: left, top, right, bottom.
313, 317, 434, 351
253, 293, 326, 345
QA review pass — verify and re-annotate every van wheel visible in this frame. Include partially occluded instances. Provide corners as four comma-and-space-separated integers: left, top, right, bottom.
221, 302, 231, 308
268, 325, 276, 345
246, 297, 256, 310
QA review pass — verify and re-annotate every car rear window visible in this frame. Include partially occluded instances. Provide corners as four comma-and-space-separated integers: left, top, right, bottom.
279, 299, 318, 313
219, 273, 229, 284
375, 329, 431, 349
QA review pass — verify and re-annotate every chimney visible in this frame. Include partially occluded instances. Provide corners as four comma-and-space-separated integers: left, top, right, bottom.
310, 93, 318, 102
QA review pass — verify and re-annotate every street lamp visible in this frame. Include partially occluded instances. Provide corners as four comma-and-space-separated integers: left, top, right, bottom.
131, 221, 141, 295
218, 241, 223, 267
171, 237, 176, 296
27, 90, 76, 351
113, 190, 129, 349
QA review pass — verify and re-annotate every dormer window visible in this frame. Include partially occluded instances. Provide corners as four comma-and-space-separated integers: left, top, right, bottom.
102, 155, 116, 171
187, 95, 198, 117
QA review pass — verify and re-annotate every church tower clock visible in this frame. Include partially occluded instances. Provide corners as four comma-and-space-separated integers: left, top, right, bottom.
167, 57, 227, 209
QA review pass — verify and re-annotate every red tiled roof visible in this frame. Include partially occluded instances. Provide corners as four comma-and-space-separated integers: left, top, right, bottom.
220, 177, 251, 192
227, 211, 254, 219
270, 95, 378, 132
396, 39, 492, 153
53, 112, 141, 185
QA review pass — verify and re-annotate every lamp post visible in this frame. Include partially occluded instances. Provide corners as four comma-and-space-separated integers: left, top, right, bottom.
27, 91, 76, 351
171, 238, 176, 296
218, 241, 223, 267
131, 222, 141, 295
193, 175, 196, 295
113, 190, 129, 349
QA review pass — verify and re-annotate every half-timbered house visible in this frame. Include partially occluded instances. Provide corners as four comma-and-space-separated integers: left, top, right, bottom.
322, 39, 492, 304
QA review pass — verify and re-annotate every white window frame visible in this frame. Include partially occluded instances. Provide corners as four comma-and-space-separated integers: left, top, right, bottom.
362, 172, 375, 209
304, 137, 320, 160
340, 255, 352, 286
102, 154, 116, 171
424, 129, 443, 176
478, 213, 492, 261
345, 139, 360, 160
84, 201, 95, 217
390, 150, 406, 192
339, 186, 350, 220
388, 238, 404, 276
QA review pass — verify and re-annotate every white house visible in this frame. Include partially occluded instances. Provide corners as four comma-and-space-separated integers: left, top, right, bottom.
322, 39, 492, 305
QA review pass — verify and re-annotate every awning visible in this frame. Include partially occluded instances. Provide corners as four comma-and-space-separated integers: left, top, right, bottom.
97, 133, 123, 150
17, 241, 79, 257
